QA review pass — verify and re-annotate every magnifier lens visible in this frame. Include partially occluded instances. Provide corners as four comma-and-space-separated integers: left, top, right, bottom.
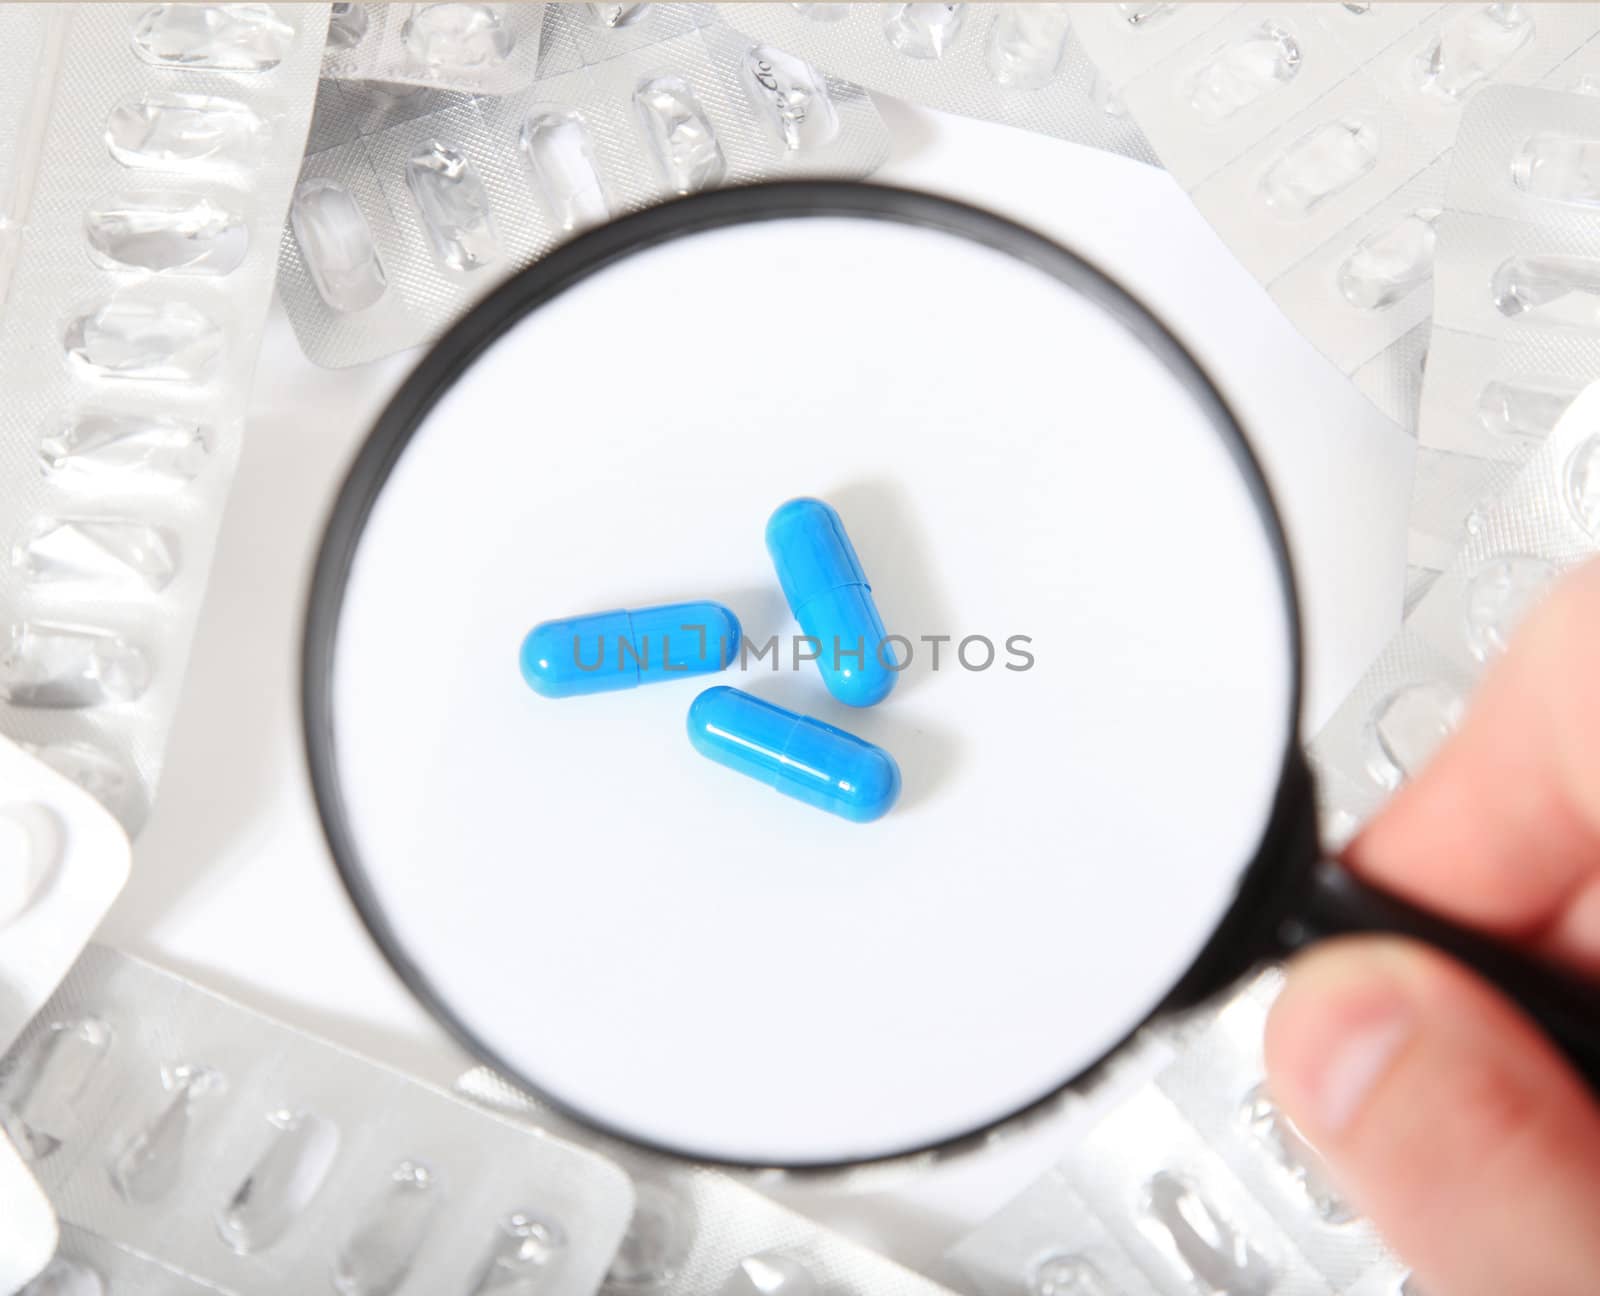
317, 196, 1298, 1166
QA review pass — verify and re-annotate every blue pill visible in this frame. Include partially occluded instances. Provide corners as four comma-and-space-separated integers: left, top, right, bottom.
687, 686, 901, 823
765, 498, 896, 708
520, 601, 740, 698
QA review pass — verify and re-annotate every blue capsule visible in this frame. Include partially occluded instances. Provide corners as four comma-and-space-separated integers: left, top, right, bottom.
765, 498, 896, 708
687, 686, 901, 823
520, 601, 740, 698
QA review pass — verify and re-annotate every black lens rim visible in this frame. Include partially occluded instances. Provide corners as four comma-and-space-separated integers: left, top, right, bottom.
301, 180, 1311, 1171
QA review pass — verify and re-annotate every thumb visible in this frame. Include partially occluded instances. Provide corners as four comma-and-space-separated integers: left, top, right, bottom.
1264, 937, 1600, 1296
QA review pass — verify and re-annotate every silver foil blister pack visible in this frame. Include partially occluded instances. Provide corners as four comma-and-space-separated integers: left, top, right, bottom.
1411, 84, 1600, 582
322, 3, 723, 91
1, 944, 635, 1296
321, 3, 547, 93
280, 11, 890, 366
712, 3, 1156, 162
1061, 1076, 1331, 1294
947, 1169, 1172, 1296
948, 974, 1416, 1296
0, 4, 327, 832
457, 1066, 965, 1296
0, 732, 129, 1097
1072, 3, 1600, 431
1313, 376, 1600, 837
1151, 977, 1405, 1295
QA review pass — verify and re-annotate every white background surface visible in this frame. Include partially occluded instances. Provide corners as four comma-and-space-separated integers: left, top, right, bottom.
104, 101, 1415, 1275
330, 214, 1296, 1165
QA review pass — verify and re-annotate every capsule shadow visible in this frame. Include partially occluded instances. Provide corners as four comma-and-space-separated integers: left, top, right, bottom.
870, 714, 962, 815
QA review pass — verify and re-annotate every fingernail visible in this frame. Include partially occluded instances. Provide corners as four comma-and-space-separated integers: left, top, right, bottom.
1314, 998, 1413, 1133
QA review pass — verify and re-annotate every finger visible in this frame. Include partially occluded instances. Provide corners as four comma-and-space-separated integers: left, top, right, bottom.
1345, 558, 1600, 971
1266, 936, 1600, 1296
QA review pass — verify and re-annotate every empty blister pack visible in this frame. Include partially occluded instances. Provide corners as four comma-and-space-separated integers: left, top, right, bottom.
0, 4, 327, 832
22, 1223, 236, 1296
1072, 3, 1600, 430
306, 2, 715, 154
1, 945, 635, 1296
1061, 1087, 1333, 1295
279, 20, 890, 366
458, 1067, 966, 1296
322, 4, 721, 93
711, 3, 1155, 161
0, 734, 129, 1065
0, 727, 129, 1293
949, 974, 1410, 1296
320, 2, 547, 93
940, 1027, 1195, 1296
1154, 975, 1413, 1295
1406, 444, 1521, 583
1312, 377, 1600, 837
1412, 85, 1600, 578
946, 1169, 1166, 1296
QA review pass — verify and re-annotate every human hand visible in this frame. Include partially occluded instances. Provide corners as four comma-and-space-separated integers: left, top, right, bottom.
1265, 559, 1600, 1296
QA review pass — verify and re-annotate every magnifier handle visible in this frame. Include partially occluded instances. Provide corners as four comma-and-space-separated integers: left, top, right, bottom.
1283, 859, 1600, 1092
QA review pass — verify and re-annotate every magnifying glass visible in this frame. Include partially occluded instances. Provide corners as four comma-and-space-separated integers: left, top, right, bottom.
303, 182, 1600, 1170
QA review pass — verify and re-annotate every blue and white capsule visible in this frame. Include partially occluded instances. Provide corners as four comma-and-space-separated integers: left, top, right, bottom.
520, 601, 740, 698
766, 497, 897, 707
687, 685, 901, 823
